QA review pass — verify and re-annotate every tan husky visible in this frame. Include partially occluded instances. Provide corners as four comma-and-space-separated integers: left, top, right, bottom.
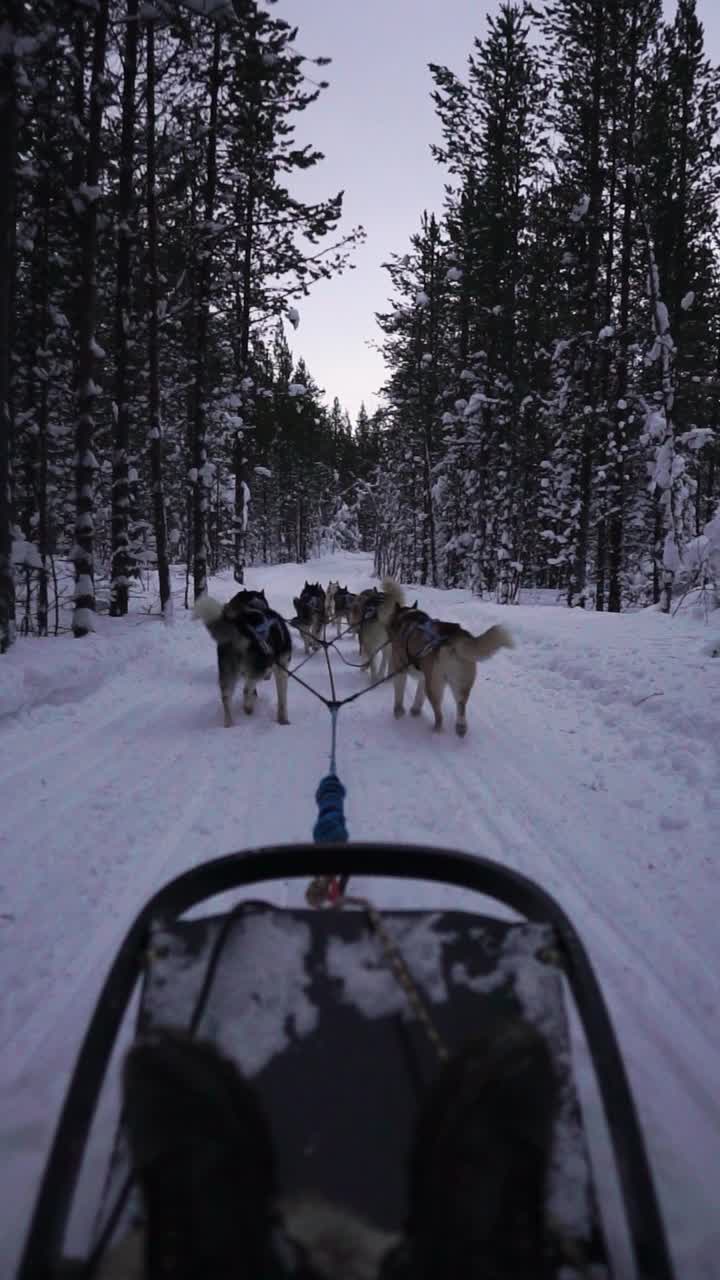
348, 584, 401, 680
383, 579, 513, 736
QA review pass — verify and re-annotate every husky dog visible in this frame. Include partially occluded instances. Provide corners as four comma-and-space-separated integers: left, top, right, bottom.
347, 583, 400, 681
193, 588, 291, 727
384, 579, 513, 737
328, 584, 356, 638
293, 581, 326, 654
325, 580, 340, 623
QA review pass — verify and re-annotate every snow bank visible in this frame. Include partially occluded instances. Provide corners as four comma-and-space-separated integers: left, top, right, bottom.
0, 614, 168, 720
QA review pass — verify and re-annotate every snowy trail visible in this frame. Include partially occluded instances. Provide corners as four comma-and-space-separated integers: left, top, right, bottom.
1, 551, 719, 1277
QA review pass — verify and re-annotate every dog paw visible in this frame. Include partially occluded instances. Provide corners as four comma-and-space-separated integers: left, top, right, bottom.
455, 723, 467, 737
278, 715, 290, 725
410, 706, 422, 717
394, 706, 405, 719
243, 704, 254, 716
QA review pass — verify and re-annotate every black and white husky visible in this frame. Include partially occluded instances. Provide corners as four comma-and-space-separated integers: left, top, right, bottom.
193, 588, 291, 727
292, 581, 326, 654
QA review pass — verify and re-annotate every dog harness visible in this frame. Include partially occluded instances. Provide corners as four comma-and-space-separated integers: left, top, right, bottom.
246, 611, 282, 657
299, 591, 324, 618
359, 592, 383, 624
398, 615, 446, 668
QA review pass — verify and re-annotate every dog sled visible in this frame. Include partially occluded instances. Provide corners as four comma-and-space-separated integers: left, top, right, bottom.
18, 842, 675, 1279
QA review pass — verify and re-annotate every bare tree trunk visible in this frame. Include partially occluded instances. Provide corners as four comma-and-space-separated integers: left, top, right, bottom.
0, 7, 19, 652
233, 172, 256, 585
146, 20, 172, 620
568, 3, 604, 608
72, 0, 110, 637
110, 0, 140, 617
191, 27, 221, 601
607, 7, 641, 614
32, 54, 55, 637
636, 178, 681, 614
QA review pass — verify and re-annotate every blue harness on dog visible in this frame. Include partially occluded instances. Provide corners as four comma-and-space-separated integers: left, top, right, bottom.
247, 612, 277, 657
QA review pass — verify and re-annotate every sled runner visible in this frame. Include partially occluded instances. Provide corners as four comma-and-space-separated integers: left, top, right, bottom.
18, 843, 675, 1279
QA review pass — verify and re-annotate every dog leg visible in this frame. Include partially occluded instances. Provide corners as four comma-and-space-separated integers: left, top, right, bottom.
217, 644, 238, 728
274, 665, 289, 725
448, 666, 476, 737
393, 669, 408, 718
426, 668, 445, 732
453, 682, 474, 737
243, 679, 256, 716
410, 675, 425, 717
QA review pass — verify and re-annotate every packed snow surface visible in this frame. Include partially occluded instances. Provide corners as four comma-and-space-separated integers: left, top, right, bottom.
1, 551, 719, 1276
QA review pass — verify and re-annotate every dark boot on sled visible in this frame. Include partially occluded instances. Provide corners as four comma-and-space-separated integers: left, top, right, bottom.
123, 1028, 277, 1280
400, 1015, 559, 1280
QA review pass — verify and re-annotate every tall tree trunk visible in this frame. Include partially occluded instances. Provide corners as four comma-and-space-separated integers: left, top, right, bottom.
0, 7, 19, 652
72, 0, 110, 637
607, 6, 641, 613
568, 3, 604, 608
146, 20, 172, 620
234, 182, 255, 585
111, 0, 140, 617
191, 27, 221, 601
27, 148, 52, 636
636, 178, 681, 614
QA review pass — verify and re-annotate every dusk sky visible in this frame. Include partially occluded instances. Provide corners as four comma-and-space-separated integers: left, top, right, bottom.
273, 0, 720, 423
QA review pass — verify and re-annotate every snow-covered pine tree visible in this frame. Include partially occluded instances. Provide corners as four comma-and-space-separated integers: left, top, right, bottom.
602, 0, 663, 611
145, 15, 172, 620
221, 1, 364, 582
376, 213, 452, 584
110, 0, 140, 618
71, 0, 111, 637
429, 3, 546, 598
643, 0, 720, 589
0, 2, 22, 651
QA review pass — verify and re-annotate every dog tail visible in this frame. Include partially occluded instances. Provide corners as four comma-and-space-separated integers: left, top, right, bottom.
193, 594, 225, 627
456, 624, 514, 662
379, 576, 405, 622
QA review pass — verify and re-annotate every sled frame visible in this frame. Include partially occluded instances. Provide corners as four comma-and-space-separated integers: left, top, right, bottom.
18, 843, 675, 1280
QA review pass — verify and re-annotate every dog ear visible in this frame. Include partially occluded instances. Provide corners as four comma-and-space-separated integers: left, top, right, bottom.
412, 599, 418, 609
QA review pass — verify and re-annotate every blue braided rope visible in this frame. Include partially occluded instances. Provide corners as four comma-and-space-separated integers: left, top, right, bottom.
313, 772, 348, 844
312, 703, 348, 844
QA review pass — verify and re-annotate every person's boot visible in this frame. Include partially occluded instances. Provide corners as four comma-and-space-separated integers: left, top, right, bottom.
122, 1028, 276, 1280
405, 1015, 558, 1280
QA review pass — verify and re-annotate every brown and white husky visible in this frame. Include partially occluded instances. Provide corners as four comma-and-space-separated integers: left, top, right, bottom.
383, 578, 513, 736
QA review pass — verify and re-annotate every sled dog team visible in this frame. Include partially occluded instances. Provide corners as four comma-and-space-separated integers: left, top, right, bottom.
193, 577, 513, 737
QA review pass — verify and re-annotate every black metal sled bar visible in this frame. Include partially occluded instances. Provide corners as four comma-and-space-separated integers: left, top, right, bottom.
18, 843, 675, 1280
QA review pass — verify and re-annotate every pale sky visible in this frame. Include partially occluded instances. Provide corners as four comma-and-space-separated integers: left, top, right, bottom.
273, 0, 720, 423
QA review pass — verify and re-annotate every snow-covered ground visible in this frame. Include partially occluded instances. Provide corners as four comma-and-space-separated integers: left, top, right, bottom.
1, 551, 719, 1277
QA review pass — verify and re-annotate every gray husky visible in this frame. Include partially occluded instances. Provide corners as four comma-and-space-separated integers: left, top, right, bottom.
193, 588, 291, 727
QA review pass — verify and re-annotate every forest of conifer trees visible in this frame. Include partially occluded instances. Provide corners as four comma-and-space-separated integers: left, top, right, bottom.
1, 0, 719, 653
372, 0, 720, 612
